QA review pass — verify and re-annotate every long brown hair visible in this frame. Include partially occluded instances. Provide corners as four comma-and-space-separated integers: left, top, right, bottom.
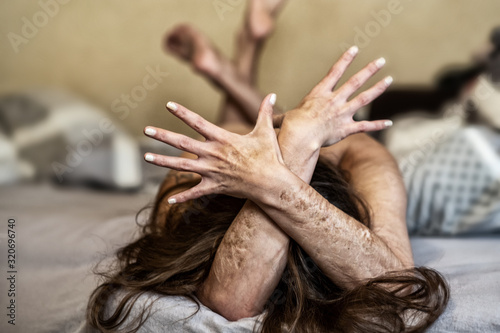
87, 161, 449, 332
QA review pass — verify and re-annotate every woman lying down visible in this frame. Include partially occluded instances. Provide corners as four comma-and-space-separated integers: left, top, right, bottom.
86, 45, 449, 333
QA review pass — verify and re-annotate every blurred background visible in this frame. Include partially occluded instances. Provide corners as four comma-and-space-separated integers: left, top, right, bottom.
1, 4, 500, 332
0, 0, 499, 189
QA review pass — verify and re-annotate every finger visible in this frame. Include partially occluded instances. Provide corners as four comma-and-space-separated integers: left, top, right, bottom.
166, 101, 223, 140
255, 93, 277, 130
144, 153, 203, 173
335, 57, 387, 101
311, 46, 359, 94
345, 76, 393, 113
144, 126, 206, 156
167, 181, 213, 204
345, 119, 393, 136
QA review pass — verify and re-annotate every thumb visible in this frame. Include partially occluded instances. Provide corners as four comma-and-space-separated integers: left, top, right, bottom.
255, 93, 277, 130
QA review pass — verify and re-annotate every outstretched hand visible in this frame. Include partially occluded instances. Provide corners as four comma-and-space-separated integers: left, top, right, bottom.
277, 46, 393, 149
145, 47, 394, 204
144, 94, 285, 204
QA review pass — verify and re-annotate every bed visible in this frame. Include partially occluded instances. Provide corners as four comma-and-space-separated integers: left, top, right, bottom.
1, 84, 500, 332
1, 181, 499, 333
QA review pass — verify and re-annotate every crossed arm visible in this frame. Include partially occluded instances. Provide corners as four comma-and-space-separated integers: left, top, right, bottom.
144, 48, 413, 320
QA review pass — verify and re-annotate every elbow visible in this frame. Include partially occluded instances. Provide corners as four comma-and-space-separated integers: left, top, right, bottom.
195, 288, 261, 321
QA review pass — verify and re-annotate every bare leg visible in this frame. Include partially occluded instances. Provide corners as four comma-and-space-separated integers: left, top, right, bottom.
165, 25, 222, 78
159, 4, 289, 207
165, 1, 287, 126
237, 0, 288, 83
220, 0, 287, 125
165, 25, 269, 124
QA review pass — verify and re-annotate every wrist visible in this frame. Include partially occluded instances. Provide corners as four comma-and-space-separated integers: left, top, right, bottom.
251, 163, 304, 209
279, 115, 322, 152
246, 162, 288, 204
277, 118, 321, 182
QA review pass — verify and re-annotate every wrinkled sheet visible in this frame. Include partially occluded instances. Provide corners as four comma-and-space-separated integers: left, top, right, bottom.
0, 184, 499, 332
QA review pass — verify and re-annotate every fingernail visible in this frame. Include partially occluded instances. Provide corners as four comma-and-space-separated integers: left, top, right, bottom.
168, 198, 177, 204
145, 127, 156, 136
384, 120, 393, 127
145, 153, 155, 162
348, 45, 359, 56
375, 57, 386, 68
269, 93, 277, 106
166, 101, 178, 111
384, 76, 393, 86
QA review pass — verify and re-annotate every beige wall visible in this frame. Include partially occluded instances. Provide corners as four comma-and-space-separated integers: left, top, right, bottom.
1, 0, 499, 138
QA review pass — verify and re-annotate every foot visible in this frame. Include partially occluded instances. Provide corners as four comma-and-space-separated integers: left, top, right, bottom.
247, 0, 287, 40
165, 25, 222, 77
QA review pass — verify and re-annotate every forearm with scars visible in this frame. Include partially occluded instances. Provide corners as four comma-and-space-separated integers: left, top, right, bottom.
328, 133, 413, 268
195, 127, 318, 320
252, 130, 408, 290
158, 51, 413, 320
196, 130, 411, 320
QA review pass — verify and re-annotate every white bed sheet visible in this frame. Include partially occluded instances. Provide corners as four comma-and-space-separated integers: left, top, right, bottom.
0, 184, 499, 332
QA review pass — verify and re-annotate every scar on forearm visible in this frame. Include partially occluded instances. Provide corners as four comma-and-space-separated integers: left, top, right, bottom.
294, 198, 308, 212
280, 189, 311, 214
218, 214, 257, 271
279, 190, 291, 202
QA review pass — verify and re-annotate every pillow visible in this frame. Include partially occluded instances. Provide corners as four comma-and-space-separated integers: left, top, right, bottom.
401, 125, 500, 235
0, 90, 142, 190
